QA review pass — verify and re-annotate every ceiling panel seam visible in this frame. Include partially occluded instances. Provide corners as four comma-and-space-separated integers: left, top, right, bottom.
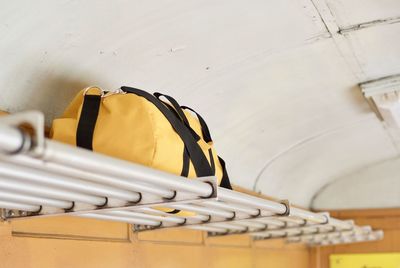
308, 0, 400, 159
339, 16, 400, 34
309, 0, 366, 81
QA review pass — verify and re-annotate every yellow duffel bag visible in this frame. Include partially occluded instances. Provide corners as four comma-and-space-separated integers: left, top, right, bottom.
51, 86, 232, 214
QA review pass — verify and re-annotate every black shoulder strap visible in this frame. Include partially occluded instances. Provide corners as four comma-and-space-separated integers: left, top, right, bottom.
121, 86, 213, 177
76, 94, 101, 150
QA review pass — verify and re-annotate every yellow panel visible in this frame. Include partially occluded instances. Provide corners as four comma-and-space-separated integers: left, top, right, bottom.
11, 216, 129, 241
330, 253, 400, 268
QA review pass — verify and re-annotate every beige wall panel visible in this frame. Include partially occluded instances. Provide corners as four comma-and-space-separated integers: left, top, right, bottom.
205, 233, 251, 247
206, 247, 254, 268
0, 235, 136, 268
0, 177, 311, 268
253, 247, 310, 268
0, 219, 312, 268
136, 228, 203, 244
11, 217, 129, 241
254, 238, 308, 250
134, 243, 208, 268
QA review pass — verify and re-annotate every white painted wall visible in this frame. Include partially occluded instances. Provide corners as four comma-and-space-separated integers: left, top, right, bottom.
1, 0, 400, 209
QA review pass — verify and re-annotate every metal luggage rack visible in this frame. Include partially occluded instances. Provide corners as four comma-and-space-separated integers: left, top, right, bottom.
0, 111, 383, 246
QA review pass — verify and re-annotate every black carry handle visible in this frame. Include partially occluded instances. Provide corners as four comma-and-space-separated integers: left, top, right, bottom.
154, 94, 216, 179
181, 106, 212, 143
153, 93, 229, 213
176, 104, 232, 190
154, 92, 190, 126
121, 86, 213, 177
180, 105, 232, 190
154, 92, 200, 141
152, 92, 232, 190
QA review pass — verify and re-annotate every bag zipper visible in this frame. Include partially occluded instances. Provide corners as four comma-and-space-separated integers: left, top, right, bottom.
102, 88, 126, 98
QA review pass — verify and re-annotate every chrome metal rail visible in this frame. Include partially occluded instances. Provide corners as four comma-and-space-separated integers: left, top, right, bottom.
0, 111, 383, 246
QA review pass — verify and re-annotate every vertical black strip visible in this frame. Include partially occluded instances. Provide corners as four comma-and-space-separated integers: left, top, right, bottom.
208, 149, 215, 174
159, 101, 191, 179
218, 156, 232, 190
181, 147, 190, 177
166, 148, 191, 214
167, 148, 189, 214
76, 95, 101, 150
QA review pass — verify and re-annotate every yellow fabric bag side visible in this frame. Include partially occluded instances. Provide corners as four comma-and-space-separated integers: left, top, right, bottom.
51, 87, 228, 217
91, 94, 155, 167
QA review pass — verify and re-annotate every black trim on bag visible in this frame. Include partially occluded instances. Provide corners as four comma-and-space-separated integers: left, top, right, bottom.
121, 86, 213, 178
181, 147, 190, 177
181, 106, 212, 143
155, 94, 200, 141
154, 92, 190, 126
76, 94, 101, 150
179, 105, 233, 191
208, 149, 215, 174
156, 97, 189, 215
217, 156, 232, 190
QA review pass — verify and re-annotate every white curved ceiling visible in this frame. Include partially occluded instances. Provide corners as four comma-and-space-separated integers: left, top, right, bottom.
1, 0, 400, 209
313, 157, 400, 210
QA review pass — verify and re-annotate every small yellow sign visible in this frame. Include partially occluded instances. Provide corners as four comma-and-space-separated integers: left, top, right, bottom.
330, 253, 400, 268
